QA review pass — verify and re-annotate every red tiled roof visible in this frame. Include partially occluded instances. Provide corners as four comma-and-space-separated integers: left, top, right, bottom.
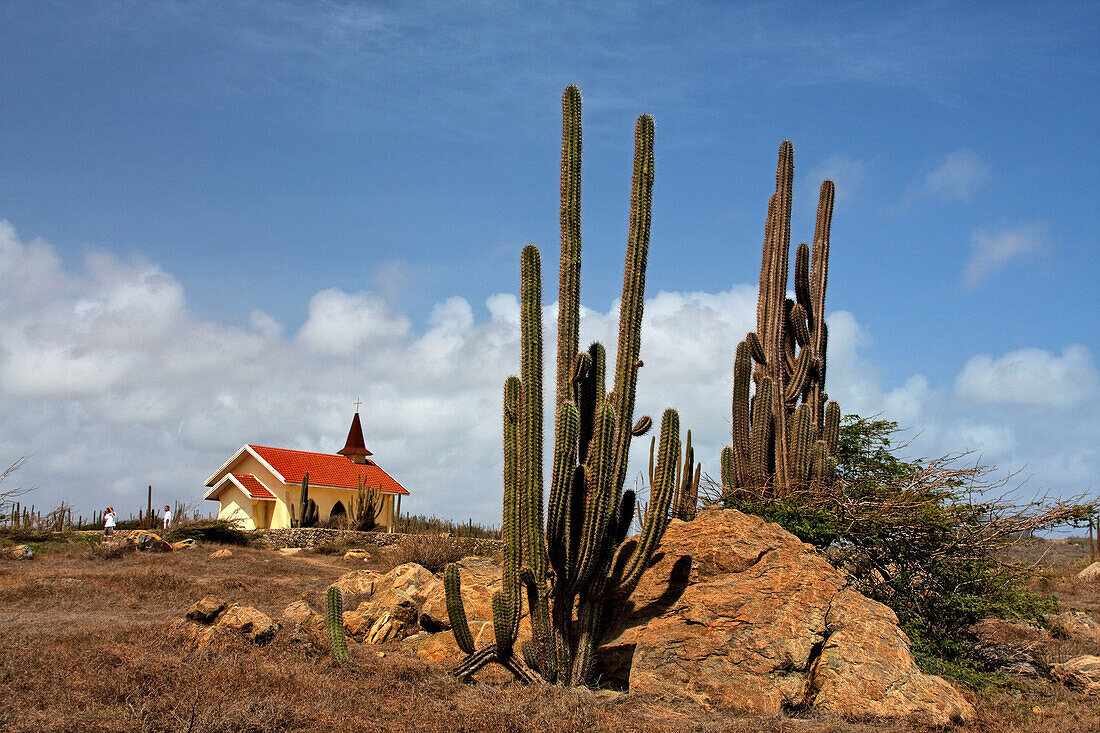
248, 445, 410, 495
232, 473, 276, 500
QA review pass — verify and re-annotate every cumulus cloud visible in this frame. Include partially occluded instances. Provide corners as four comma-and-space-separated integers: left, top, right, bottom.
920, 149, 989, 202
0, 220, 1094, 526
964, 222, 1049, 288
956, 345, 1097, 407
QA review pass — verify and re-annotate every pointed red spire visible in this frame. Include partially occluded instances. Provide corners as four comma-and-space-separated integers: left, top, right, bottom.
338, 412, 373, 458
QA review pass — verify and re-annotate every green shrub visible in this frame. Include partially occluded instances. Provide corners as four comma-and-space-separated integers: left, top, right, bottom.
167, 518, 253, 546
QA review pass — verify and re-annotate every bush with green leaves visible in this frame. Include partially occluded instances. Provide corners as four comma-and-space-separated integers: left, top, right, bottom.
722, 414, 1094, 677
166, 517, 254, 546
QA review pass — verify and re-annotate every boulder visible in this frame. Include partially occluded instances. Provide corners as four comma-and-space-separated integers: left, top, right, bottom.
130, 530, 173, 552
379, 562, 441, 610
171, 538, 197, 550
217, 604, 278, 645
1077, 561, 1100, 582
283, 601, 327, 649
343, 549, 370, 561
186, 596, 228, 624
598, 509, 973, 726
1050, 655, 1100, 694
343, 589, 418, 643
331, 569, 383, 596
8, 544, 33, 560
970, 618, 1053, 676
1050, 611, 1100, 645
420, 556, 502, 631
209, 549, 233, 559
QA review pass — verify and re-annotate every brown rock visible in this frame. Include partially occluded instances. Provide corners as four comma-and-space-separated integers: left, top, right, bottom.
1050, 655, 1100, 694
404, 622, 491, 664
343, 589, 418, 642
343, 549, 370, 561
8, 544, 33, 560
209, 548, 233, 559
1051, 611, 1100, 644
131, 530, 173, 552
599, 509, 973, 726
1077, 561, 1100, 582
171, 539, 197, 550
283, 601, 327, 649
420, 556, 502, 631
277, 547, 302, 556
186, 596, 228, 624
217, 604, 278, 644
331, 569, 383, 596
380, 562, 442, 610
970, 618, 1052, 676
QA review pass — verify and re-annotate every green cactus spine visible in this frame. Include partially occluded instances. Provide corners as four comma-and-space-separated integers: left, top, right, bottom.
724, 143, 842, 498
326, 586, 349, 664
446, 85, 680, 687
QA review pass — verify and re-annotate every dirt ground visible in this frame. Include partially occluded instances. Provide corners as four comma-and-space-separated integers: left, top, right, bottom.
0, 537, 1098, 732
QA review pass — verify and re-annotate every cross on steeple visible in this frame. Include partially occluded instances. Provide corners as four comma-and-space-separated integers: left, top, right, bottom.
354, 398, 362, 412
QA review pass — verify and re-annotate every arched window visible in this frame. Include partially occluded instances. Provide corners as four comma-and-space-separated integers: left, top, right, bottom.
330, 501, 346, 518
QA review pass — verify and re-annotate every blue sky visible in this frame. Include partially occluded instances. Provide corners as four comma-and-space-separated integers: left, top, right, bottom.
0, 1, 1097, 524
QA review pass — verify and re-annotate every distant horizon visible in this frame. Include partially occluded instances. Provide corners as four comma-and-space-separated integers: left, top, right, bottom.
0, 2, 1096, 525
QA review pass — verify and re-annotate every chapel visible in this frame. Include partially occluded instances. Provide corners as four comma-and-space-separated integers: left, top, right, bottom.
203, 411, 409, 530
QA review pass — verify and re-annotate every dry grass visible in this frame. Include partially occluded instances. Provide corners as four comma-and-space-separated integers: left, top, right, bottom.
1, 540, 1098, 732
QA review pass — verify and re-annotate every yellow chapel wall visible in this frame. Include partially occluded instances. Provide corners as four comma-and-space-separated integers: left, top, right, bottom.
217, 453, 292, 529
216, 484, 257, 530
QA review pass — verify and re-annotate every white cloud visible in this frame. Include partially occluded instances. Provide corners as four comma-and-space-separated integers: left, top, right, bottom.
921, 149, 989, 201
965, 222, 1049, 288
297, 289, 410, 355
0, 221, 1094, 526
956, 345, 1098, 407
805, 155, 866, 203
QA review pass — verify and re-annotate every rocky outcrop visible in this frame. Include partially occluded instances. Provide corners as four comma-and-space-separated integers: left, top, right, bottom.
330, 569, 382, 596
1050, 655, 1100, 694
970, 618, 1053, 676
8, 544, 33, 560
1051, 611, 1100, 644
420, 556, 501, 631
178, 596, 278, 648
187, 596, 228, 623
1077, 561, 1100, 582
131, 530, 172, 552
598, 509, 973, 726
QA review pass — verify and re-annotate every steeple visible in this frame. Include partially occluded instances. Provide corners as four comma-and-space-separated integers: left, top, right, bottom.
338, 411, 373, 463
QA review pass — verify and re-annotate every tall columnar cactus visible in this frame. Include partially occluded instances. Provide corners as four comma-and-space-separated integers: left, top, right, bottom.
326, 586, 349, 664
299, 473, 318, 528
671, 430, 700, 521
721, 142, 841, 498
447, 85, 681, 687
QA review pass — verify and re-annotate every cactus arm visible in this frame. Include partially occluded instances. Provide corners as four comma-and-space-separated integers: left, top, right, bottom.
609, 114, 655, 497
444, 563, 476, 655
556, 85, 582, 412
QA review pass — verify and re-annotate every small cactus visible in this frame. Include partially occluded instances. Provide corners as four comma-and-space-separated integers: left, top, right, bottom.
326, 586, 348, 664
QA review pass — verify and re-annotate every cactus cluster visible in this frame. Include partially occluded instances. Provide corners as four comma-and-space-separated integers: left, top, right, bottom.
295, 473, 318, 528
326, 586, 349, 664
350, 477, 385, 531
446, 85, 682, 686
721, 142, 841, 498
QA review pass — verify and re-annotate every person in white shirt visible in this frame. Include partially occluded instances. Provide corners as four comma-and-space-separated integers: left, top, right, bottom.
162, 505, 172, 530
103, 507, 116, 539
